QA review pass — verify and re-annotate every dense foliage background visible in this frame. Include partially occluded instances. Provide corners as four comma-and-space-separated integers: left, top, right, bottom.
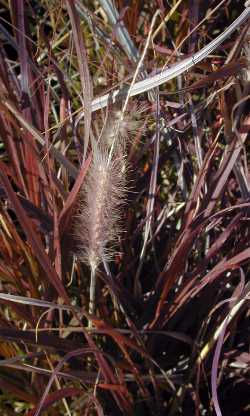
0, 0, 249, 414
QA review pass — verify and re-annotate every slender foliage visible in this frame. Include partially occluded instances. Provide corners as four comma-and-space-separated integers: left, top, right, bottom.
0, 1, 249, 415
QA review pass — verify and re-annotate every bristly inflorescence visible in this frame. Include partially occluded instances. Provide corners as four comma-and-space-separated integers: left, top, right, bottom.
75, 104, 142, 317
76, 104, 144, 274
78, 144, 126, 273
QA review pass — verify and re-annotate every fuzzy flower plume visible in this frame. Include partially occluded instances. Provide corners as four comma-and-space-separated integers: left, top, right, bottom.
77, 105, 143, 269
78, 145, 125, 272
75, 104, 142, 317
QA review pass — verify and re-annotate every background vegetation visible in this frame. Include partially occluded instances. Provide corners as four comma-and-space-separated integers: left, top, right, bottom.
0, 0, 249, 414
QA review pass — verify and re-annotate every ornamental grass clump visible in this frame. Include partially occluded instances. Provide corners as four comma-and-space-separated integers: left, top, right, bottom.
1, 2, 250, 415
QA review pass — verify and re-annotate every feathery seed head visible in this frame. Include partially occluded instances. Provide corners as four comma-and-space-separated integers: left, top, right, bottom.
75, 103, 143, 274
77, 146, 126, 271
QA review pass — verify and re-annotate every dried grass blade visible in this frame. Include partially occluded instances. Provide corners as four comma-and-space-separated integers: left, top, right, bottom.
28, 388, 84, 416
66, 1, 93, 159
0, 375, 37, 404
33, 348, 107, 416
0, 169, 69, 302
99, 0, 140, 62
167, 213, 243, 321
0, 328, 83, 352
205, 115, 250, 217
1, 98, 78, 179
191, 247, 250, 300
0, 292, 79, 312
87, 7, 250, 113
0, 112, 27, 195
134, 98, 160, 296
59, 153, 92, 237
16, 0, 29, 105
